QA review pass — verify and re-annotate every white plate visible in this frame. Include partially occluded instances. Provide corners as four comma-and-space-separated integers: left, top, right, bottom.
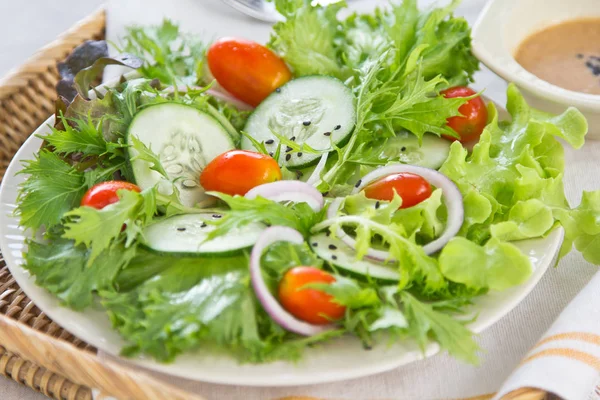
0, 114, 564, 386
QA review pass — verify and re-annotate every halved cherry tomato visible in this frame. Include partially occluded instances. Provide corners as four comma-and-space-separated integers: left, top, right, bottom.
441, 86, 488, 143
278, 266, 346, 325
363, 173, 432, 209
207, 38, 292, 107
81, 181, 141, 209
200, 150, 282, 196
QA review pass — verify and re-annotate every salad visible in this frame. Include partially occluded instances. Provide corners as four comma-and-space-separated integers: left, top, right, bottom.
14, 0, 600, 365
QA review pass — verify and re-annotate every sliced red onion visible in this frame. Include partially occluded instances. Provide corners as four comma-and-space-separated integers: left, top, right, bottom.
245, 181, 324, 212
331, 165, 464, 259
306, 152, 329, 187
206, 88, 254, 110
161, 85, 254, 110
250, 226, 335, 336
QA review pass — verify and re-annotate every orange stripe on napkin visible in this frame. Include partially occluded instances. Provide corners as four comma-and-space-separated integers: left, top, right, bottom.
521, 348, 600, 371
532, 332, 600, 350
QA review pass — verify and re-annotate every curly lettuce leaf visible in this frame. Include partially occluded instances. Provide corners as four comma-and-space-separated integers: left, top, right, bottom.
440, 84, 598, 270
121, 19, 208, 85
554, 191, 600, 264
16, 151, 88, 231
439, 237, 531, 291
269, 0, 344, 78
62, 188, 157, 265
103, 250, 340, 362
206, 192, 325, 238
24, 238, 136, 310
401, 292, 479, 364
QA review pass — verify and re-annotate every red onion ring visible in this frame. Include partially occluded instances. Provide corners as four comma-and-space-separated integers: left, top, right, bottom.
329, 165, 464, 260
245, 181, 324, 212
306, 152, 329, 187
250, 226, 335, 336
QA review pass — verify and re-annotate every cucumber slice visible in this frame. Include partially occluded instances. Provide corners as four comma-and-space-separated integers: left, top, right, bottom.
309, 233, 400, 281
383, 132, 451, 170
127, 103, 235, 207
242, 76, 356, 169
141, 213, 264, 257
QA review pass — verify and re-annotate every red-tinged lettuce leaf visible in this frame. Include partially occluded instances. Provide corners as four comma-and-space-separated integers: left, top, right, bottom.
57, 40, 109, 102
74, 53, 142, 100
56, 40, 143, 103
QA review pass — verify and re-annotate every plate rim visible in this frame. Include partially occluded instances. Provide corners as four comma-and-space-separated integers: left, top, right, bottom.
0, 100, 565, 387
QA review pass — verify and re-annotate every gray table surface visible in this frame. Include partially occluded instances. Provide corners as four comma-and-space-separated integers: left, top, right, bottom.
0, 2, 103, 399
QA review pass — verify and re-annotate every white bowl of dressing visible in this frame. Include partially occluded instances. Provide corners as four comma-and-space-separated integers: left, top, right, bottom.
472, 0, 600, 139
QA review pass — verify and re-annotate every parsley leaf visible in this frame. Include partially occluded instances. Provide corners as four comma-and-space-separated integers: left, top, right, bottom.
16, 150, 87, 231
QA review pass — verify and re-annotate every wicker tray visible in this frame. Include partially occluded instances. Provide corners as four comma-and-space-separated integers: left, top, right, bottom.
0, 8, 548, 400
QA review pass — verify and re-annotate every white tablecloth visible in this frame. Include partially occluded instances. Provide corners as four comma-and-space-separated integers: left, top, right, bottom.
1, 0, 599, 399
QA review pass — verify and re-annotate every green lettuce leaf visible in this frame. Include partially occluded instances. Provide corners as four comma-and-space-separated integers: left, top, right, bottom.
62, 188, 157, 265
206, 192, 326, 238
24, 239, 136, 310
16, 151, 88, 231
120, 19, 208, 85
439, 237, 531, 291
401, 292, 479, 364
103, 250, 340, 362
269, 0, 344, 78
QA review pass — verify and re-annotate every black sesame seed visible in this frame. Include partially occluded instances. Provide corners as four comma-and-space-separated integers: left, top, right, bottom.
328, 244, 337, 250
324, 132, 332, 136
332, 255, 338, 260
375, 201, 381, 209
326, 231, 331, 237
177, 227, 186, 231
322, 191, 329, 197
290, 136, 296, 141
275, 87, 282, 93
297, 152, 303, 157
269, 152, 274, 157
265, 139, 275, 144
577, 53, 585, 59
312, 242, 318, 247
303, 121, 311, 126
334, 125, 341, 130
401, 146, 407, 152
286, 146, 293, 152
212, 214, 222, 219
355, 179, 362, 188
200, 222, 207, 228
286, 154, 292, 161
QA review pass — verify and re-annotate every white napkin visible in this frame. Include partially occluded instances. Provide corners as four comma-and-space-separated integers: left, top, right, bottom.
94, 1, 600, 399
495, 271, 600, 400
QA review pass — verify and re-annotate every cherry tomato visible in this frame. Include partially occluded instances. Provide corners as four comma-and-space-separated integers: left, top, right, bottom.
200, 150, 282, 196
363, 173, 432, 209
81, 181, 141, 209
278, 266, 346, 325
207, 38, 292, 107
441, 86, 488, 143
